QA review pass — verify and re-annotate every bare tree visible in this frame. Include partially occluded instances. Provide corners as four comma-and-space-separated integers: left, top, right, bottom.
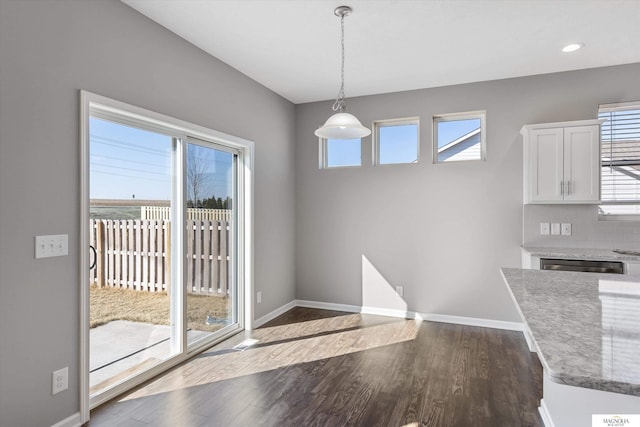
187, 145, 210, 208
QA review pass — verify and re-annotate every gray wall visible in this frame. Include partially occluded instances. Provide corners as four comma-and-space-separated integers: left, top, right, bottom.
0, 1, 295, 426
295, 63, 640, 320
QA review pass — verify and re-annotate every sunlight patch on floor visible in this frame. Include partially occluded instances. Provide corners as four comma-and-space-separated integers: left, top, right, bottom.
122, 317, 420, 400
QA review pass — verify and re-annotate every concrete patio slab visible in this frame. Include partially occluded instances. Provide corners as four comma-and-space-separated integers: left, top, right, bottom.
90, 321, 210, 392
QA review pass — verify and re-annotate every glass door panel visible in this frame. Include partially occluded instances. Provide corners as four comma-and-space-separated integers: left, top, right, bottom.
89, 117, 176, 396
185, 141, 237, 347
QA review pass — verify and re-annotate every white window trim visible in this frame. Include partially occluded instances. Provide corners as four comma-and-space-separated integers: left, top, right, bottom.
373, 117, 420, 166
318, 137, 362, 169
598, 100, 640, 221
433, 110, 486, 164
79, 90, 254, 422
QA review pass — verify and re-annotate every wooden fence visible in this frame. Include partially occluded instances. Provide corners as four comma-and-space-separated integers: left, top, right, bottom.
140, 206, 232, 221
90, 219, 230, 295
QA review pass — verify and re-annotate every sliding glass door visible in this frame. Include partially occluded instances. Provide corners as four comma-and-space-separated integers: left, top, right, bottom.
81, 93, 250, 414
88, 117, 178, 396
185, 139, 238, 347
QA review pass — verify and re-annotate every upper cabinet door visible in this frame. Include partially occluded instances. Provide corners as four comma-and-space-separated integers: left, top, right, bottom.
522, 119, 603, 205
528, 128, 564, 203
563, 125, 600, 203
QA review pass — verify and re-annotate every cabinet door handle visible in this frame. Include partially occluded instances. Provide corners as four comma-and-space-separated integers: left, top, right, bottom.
567, 181, 571, 195
560, 180, 564, 195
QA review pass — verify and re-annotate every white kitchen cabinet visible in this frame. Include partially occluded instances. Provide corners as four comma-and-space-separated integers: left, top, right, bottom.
522, 119, 604, 204
625, 261, 640, 275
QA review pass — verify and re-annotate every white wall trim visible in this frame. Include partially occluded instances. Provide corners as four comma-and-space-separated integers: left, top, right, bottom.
51, 412, 81, 427
79, 90, 91, 424
295, 299, 361, 314
415, 312, 523, 331
538, 399, 555, 427
253, 300, 296, 328
288, 299, 524, 332
361, 305, 412, 318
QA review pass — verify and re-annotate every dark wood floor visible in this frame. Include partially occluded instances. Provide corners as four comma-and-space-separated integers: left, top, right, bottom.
88, 308, 543, 427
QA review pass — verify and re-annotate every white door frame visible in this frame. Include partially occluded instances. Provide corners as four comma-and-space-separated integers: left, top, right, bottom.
79, 90, 254, 422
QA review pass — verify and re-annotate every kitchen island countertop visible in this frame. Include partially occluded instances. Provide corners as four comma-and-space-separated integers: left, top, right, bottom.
500, 267, 640, 397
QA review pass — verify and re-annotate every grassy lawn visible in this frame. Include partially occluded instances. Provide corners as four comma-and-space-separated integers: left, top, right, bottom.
90, 285, 232, 332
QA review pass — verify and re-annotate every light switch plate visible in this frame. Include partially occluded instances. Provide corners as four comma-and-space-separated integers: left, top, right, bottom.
540, 222, 550, 235
35, 234, 68, 259
561, 223, 572, 236
551, 223, 561, 235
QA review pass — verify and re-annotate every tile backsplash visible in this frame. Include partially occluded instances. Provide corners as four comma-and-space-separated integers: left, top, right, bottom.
523, 204, 640, 249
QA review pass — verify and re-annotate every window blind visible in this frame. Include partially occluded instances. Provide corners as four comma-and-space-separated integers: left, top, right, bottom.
598, 101, 640, 215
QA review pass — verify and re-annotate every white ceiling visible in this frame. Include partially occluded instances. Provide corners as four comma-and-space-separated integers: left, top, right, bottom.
122, 0, 640, 104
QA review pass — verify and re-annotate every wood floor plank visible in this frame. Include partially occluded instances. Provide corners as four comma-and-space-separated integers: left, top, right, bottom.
88, 307, 543, 427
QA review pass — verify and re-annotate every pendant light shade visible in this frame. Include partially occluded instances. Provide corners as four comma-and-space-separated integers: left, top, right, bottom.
315, 6, 370, 140
315, 112, 371, 139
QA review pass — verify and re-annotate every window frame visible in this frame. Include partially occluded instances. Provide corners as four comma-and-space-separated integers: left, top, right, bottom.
318, 137, 363, 169
598, 100, 640, 221
372, 117, 420, 166
432, 110, 486, 164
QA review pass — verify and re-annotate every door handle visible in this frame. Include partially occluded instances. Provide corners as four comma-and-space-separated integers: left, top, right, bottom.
89, 245, 97, 270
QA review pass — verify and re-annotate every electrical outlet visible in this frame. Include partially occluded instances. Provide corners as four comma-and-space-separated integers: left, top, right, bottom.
52, 367, 68, 395
561, 223, 572, 236
396, 285, 404, 297
256, 291, 262, 304
540, 222, 550, 235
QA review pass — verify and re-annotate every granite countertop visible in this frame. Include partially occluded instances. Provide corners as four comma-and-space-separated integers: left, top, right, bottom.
522, 246, 640, 262
501, 267, 640, 397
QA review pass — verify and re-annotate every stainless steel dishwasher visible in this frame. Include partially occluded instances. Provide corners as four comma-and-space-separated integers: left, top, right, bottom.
540, 258, 624, 274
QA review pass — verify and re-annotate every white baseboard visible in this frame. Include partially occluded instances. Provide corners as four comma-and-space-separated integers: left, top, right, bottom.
523, 327, 539, 352
361, 305, 412, 318
51, 412, 81, 427
292, 299, 523, 332
253, 300, 296, 328
295, 299, 361, 314
414, 312, 523, 331
538, 399, 555, 427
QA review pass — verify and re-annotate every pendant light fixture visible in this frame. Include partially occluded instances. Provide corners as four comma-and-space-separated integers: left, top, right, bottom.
315, 6, 371, 139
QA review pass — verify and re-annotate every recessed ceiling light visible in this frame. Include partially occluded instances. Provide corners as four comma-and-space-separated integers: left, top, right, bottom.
562, 43, 584, 53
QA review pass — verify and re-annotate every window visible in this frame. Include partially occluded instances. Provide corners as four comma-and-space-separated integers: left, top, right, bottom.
598, 101, 640, 216
373, 118, 419, 165
433, 111, 486, 163
320, 138, 361, 168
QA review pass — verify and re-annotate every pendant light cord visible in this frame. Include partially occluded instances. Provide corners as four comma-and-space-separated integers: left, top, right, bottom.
332, 12, 347, 112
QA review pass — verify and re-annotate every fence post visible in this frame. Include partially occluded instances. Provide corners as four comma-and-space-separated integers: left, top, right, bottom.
96, 220, 105, 288
164, 221, 171, 295
220, 221, 228, 295
186, 220, 194, 293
